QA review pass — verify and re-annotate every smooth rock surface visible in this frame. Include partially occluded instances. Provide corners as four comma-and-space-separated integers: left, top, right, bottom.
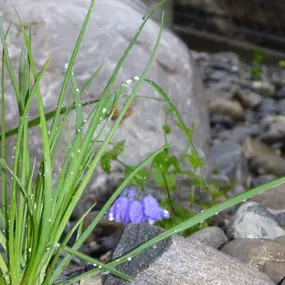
251, 184, 285, 211
222, 238, 285, 283
209, 140, 247, 184
227, 202, 285, 239
249, 155, 285, 177
186, 226, 228, 249
0, 0, 210, 203
103, 224, 274, 285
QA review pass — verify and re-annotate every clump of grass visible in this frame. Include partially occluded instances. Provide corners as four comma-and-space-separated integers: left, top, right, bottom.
0, 1, 284, 284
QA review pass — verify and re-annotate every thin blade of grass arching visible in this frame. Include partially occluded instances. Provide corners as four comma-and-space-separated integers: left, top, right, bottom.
2, 58, 51, 284
52, 4, 165, 267
50, 146, 168, 283
0, 16, 23, 115
1, 21, 13, 228
144, 79, 205, 191
15, 44, 31, 280
107, 176, 285, 269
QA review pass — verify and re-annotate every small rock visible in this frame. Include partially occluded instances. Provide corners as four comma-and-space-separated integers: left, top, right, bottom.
260, 116, 285, 144
227, 202, 285, 239
250, 184, 285, 210
103, 224, 274, 285
257, 98, 278, 116
251, 175, 276, 188
221, 238, 285, 283
206, 70, 229, 81
235, 89, 263, 109
209, 140, 248, 185
275, 86, 285, 99
249, 155, 285, 177
251, 81, 275, 97
209, 98, 245, 121
277, 99, 285, 115
186, 226, 228, 249
219, 125, 262, 143
210, 114, 234, 129
243, 138, 277, 159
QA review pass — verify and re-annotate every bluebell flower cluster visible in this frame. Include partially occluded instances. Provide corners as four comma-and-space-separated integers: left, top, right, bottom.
106, 187, 170, 225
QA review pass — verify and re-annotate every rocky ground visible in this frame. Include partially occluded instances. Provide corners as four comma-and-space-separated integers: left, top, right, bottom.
65, 52, 285, 284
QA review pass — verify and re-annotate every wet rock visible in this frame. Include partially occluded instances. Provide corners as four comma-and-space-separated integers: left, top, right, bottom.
1, 0, 210, 205
103, 223, 274, 285
257, 98, 278, 117
251, 184, 285, 211
186, 226, 228, 249
227, 202, 285, 239
249, 155, 285, 177
235, 89, 263, 109
243, 138, 277, 160
221, 238, 285, 283
251, 81, 275, 97
209, 98, 245, 121
209, 140, 247, 185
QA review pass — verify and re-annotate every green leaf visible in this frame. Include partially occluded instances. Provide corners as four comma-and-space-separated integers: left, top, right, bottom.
106, 141, 125, 160
125, 167, 149, 186
185, 153, 201, 169
152, 151, 171, 172
152, 168, 176, 190
162, 123, 171, 134
101, 156, 111, 174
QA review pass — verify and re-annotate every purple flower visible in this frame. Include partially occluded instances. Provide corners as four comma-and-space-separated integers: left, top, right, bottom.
106, 188, 169, 225
129, 200, 146, 223
143, 194, 170, 222
106, 196, 131, 224
122, 187, 138, 200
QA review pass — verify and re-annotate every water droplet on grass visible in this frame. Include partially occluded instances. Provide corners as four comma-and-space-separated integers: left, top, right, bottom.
127, 257, 132, 261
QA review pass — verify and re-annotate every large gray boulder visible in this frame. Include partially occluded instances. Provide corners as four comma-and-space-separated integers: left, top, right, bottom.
0, 0, 210, 204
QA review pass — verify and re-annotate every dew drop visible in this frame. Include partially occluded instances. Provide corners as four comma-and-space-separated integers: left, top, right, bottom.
98, 265, 102, 269
127, 257, 132, 261
64, 62, 69, 70
76, 88, 80, 93
134, 76, 140, 81
102, 108, 107, 114
126, 79, 132, 85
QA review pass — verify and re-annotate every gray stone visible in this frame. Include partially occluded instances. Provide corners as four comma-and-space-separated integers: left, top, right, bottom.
0, 0, 210, 203
209, 98, 245, 121
251, 175, 276, 188
218, 126, 262, 144
103, 224, 274, 285
242, 138, 278, 160
251, 81, 275, 97
249, 155, 285, 177
275, 86, 285, 99
186, 226, 228, 248
235, 89, 263, 109
209, 140, 247, 185
227, 202, 285, 239
257, 98, 278, 116
260, 116, 285, 144
222, 238, 285, 283
250, 184, 285, 211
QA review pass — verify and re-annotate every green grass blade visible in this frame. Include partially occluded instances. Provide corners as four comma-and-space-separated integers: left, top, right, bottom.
50, 146, 167, 283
